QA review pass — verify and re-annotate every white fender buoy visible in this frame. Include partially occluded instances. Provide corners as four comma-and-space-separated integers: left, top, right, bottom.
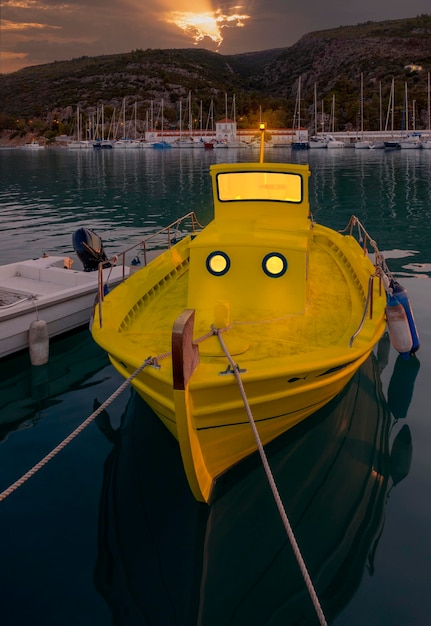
385, 295, 412, 359
29, 319, 49, 366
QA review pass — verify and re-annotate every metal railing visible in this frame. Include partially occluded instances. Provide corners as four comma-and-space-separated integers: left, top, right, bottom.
96, 211, 205, 326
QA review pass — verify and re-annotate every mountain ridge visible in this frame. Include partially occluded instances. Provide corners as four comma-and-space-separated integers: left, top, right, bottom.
1, 14, 430, 139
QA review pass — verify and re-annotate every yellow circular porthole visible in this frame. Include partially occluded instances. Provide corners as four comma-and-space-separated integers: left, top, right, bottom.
262, 253, 288, 278
206, 251, 231, 276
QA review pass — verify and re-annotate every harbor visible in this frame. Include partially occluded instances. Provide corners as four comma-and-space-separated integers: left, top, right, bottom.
0, 145, 430, 625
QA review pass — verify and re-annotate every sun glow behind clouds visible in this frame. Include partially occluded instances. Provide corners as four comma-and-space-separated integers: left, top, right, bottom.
164, 5, 250, 47
1, 19, 61, 30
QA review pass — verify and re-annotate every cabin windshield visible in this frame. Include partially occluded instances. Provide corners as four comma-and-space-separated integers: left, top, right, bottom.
217, 171, 303, 203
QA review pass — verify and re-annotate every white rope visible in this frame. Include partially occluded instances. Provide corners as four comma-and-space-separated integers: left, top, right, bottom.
215, 329, 328, 626
0, 356, 152, 503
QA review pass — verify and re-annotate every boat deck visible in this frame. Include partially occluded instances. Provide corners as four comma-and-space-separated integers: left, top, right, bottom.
0, 263, 103, 308
118, 241, 365, 366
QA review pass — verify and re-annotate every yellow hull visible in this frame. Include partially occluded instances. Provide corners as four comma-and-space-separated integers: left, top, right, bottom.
93, 215, 387, 502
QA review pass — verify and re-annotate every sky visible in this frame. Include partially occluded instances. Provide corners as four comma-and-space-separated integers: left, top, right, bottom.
1, 0, 430, 74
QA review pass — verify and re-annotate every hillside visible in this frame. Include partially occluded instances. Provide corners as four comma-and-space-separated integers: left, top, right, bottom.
1, 14, 431, 139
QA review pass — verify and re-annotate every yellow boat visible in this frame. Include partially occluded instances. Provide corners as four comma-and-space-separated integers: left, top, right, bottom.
92, 126, 389, 503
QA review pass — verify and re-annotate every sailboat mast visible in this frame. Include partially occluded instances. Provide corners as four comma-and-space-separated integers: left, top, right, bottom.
123, 98, 126, 138
331, 94, 335, 133
405, 82, 409, 135
298, 76, 301, 132
188, 90, 192, 133
161, 99, 164, 137
428, 72, 431, 135
77, 105, 81, 141
134, 101, 137, 139
379, 81, 382, 132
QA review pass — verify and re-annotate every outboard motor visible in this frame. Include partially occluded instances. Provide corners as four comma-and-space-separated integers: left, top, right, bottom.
72, 227, 110, 272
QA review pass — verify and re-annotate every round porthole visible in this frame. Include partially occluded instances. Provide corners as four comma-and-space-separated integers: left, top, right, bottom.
262, 253, 288, 278
206, 251, 231, 276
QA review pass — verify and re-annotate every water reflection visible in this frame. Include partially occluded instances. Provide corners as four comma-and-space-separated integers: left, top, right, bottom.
1, 149, 431, 271
0, 329, 108, 442
95, 338, 419, 625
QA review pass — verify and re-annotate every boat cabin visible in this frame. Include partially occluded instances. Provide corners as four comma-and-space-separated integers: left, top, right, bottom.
187, 162, 312, 329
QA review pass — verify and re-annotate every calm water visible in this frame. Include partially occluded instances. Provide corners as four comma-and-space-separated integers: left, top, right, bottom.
0, 146, 430, 625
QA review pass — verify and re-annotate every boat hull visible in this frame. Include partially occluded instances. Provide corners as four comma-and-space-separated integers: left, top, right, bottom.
93, 219, 387, 502
109, 345, 372, 501
0, 256, 127, 358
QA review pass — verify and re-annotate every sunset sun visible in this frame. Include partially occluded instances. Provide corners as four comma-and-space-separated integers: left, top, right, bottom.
163, 4, 250, 48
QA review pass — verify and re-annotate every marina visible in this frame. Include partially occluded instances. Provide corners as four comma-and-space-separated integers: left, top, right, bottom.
0, 145, 430, 625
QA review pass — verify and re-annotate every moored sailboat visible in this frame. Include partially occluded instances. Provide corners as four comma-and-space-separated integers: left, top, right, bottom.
354, 73, 371, 149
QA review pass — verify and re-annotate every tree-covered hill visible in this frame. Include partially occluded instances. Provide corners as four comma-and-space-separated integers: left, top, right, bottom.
1, 14, 430, 139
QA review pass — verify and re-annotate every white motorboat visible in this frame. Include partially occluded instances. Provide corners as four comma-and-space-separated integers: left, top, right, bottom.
354, 140, 371, 149
113, 139, 142, 149
23, 140, 44, 150
399, 135, 422, 149
308, 136, 327, 149
0, 228, 128, 360
325, 135, 345, 149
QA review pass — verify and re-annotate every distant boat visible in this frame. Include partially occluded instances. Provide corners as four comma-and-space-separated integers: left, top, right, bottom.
399, 83, 422, 149
93, 140, 114, 149
138, 140, 156, 149
308, 84, 326, 149
113, 139, 141, 149
292, 76, 309, 150
422, 72, 431, 149
354, 73, 371, 149
171, 138, 195, 149
68, 140, 91, 149
384, 140, 401, 150
171, 97, 195, 148
152, 141, 171, 149
325, 134, 345, 149
212, 140, 228, 149
291, 141, 309, 150
23, 140, 44, 150
308, 136, 327, 149
399, 135, 422, 149
113, 98, 141, 148
326, 95, 344, 148
354, 141, 371, 149
68, 105, 91, 149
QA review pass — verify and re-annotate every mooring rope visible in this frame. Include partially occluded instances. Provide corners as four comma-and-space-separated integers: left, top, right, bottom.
214, 328, 328, 626
0, 325, 220, 504
0, 356, 153, 503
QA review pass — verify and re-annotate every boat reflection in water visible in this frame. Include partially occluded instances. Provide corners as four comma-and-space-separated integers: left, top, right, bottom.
0, 329, 109, 443
94, 337, 419, 625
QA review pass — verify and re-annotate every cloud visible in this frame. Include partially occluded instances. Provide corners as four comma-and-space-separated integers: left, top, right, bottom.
1, 0, 431, 74
162, 7, 250, 48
